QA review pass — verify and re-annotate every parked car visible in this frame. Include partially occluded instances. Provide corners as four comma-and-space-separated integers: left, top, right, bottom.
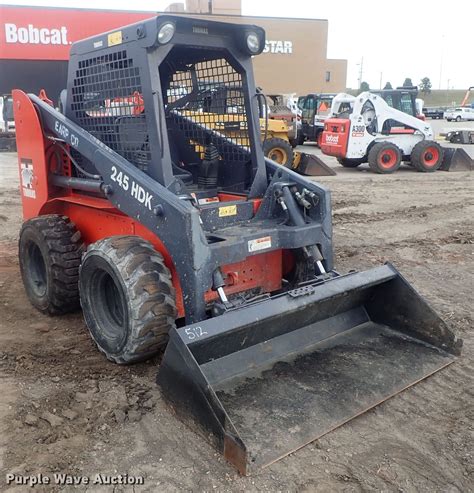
424, 107, 445, 119
444, 107, 474, 122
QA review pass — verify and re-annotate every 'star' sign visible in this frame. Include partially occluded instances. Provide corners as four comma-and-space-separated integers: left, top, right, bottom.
5, 23, 68, 45
263, 40, 293, 54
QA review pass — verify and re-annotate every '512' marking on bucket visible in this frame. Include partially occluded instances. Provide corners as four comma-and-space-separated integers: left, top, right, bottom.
185, 326, 208, 340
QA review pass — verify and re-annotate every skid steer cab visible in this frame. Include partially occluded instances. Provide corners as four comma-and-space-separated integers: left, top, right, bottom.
297, 92, 337, 146
321, 92, 444, 173
13, 16, 461, 474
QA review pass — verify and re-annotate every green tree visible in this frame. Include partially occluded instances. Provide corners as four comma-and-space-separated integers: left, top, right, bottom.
360, 81, 370, 92
419, 77, 432, 95
403, 78, 414, 87
383, 82, 393, 89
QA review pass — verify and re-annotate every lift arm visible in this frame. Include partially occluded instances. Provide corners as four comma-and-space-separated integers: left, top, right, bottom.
352, 92, 433, 138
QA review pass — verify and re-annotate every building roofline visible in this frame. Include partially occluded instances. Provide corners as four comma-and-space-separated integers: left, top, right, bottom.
0, 4, 328, 22
167, 11, 328, 22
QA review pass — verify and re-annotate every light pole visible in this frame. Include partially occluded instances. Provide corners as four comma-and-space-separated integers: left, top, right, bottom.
356, 57, 364, 89
438, 35, 445, 90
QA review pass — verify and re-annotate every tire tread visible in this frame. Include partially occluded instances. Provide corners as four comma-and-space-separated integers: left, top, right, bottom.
411, 140, 444, 172
80, 236, 177, 364
19, 215, 84, 314
368, 142, 402, 174
262, 137, 294, 168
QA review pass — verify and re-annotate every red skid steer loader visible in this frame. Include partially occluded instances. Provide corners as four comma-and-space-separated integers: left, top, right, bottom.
13, 16, 461, 474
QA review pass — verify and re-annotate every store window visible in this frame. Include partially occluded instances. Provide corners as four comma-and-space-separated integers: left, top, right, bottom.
325, 71, 331, 82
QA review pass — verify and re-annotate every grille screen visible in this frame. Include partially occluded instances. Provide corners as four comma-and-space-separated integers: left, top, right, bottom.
69, 48, 254, 184
70, 50, 150, 171
165, 57, 252, 164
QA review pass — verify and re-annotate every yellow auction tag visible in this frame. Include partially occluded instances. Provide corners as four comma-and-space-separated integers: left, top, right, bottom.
218, 205, 237, 217
108, 31, 123, 46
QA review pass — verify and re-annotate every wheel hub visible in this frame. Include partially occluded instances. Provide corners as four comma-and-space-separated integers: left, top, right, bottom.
270, 148, 286, 163
422, 146, 439, 166
27, 242, 47, 297
90, 267, 127, 343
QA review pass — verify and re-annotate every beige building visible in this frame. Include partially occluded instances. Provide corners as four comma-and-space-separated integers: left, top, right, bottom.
184, 0, 242, 15
166, 1, 347, 95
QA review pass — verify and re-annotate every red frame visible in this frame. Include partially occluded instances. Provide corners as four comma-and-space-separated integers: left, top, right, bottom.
320, 118, 350, 158
13, 89, 284, 319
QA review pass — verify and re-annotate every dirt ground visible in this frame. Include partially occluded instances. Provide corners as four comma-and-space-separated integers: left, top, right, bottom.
0, 149, 473, 492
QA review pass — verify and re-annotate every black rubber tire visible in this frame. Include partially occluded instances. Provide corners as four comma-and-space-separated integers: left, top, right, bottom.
289, 138, 298, 148
263, 137, 294, 168
316, 130, 323, 148
337, 157, 364, 168
79, 236, 177, 364
411, 140, 444, 172
368, 142, 402, 174
456, 116, 461, 122
297, 132, 305, 146
19, 215, 84, 315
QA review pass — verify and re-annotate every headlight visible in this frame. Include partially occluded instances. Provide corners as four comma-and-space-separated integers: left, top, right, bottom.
157, 22, 175, 44
246, 32, 260, 54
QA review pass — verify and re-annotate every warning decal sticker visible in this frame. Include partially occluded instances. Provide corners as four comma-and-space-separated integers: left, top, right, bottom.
20, 158, 36, 198
248, 236, 272, 253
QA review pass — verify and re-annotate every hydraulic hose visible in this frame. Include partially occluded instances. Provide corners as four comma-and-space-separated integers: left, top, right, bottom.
255, 90, 269, 144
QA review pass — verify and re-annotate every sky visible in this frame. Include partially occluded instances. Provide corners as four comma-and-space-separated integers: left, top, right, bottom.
1, 0, 473, 89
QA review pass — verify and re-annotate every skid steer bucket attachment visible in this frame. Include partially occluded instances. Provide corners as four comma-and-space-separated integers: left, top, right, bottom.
158, 264, 461, 474
292, 152, 337, 176
440, 147, 474, 172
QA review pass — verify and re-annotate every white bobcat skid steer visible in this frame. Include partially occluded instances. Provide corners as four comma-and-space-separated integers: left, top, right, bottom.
321, 92, 443, 173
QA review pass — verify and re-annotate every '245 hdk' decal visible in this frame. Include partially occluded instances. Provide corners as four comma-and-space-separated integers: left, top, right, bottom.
110, 166, 153, 210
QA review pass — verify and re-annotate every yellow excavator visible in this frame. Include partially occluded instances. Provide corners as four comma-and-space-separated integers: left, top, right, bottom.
179, 85, 335, 176
260, 118, 331, 175
102, 86, 334, 176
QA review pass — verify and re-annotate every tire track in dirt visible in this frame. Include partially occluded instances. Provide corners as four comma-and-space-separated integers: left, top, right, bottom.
333, 199, 474, 227
1, 153, 473, 491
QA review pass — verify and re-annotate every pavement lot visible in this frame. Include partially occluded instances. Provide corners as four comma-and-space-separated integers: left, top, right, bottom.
0, 149, 473, 492
430, 118, 474, 155
429, 117, 474, 135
